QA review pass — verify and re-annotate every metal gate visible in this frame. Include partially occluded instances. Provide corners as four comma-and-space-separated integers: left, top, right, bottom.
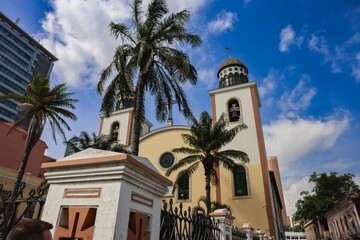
0, 183, 46, 239
160, 199, 220, 240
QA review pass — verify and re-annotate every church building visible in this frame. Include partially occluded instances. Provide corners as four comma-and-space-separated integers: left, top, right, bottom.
98, 58, 282, 238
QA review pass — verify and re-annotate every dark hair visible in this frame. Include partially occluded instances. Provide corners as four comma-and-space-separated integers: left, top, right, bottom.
6, 219, 53, 240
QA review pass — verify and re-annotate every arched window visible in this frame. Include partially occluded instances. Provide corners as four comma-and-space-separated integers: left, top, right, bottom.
225, 76, 229, 87
229, 73, 234, 85
228, 99, 241, 122
219, 78, 224, 88
233, 165, 248, 196
110, 122, 120, 140
178, 173, 189, 200
234, 73, 240, 84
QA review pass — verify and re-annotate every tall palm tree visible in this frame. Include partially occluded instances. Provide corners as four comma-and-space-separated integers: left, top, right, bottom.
0, 74, 78, 201
64, 131, 129, 156
97, 0, 202, 156
166, 111, 249, 204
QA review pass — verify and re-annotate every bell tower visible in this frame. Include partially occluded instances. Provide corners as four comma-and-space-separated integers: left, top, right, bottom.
98, 93, 153, 148
208, 57, 278, 238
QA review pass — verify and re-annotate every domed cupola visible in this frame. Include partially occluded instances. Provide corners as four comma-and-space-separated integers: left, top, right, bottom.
217, 58, 249, 88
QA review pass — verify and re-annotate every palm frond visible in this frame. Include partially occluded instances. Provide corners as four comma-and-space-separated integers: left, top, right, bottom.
165, 155, 201, 176
172, 147, 201, 154
216, 150, 250, 164
172, 161, 200, 187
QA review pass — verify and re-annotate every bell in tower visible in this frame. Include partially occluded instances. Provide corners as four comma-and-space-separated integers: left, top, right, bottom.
111, 122, 120, 140
228, 100, 241, 122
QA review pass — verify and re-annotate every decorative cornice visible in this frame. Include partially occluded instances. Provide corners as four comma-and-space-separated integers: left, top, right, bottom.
208, 81, 261, 108
42, 154, 172, 187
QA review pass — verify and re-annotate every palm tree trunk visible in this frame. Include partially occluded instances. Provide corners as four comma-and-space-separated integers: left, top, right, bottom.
131, 73, 146, 156
205, 168, 211, 210
6, 119, 40, 233
10, 143, 32, 201
10, 120, 38, 201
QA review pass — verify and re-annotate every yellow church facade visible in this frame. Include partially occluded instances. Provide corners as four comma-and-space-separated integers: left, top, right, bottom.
98, 58, 279, 238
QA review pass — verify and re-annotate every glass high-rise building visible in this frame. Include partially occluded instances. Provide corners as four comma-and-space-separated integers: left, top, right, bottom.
0, 11, 58, 124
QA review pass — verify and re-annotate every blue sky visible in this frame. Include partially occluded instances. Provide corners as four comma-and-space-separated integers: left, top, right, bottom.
1, 0, 360, 216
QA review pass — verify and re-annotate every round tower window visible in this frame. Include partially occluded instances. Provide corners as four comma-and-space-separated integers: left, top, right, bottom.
234, 67, 238, 70
229, 68, 232, 71
224, 70, 227, 73
160, 153, 175, 168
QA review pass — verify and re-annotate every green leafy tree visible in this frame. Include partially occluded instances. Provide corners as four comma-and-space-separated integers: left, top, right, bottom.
64, 131, 129, 155
294, 172, 360, 223
97, 0, 202, 156
0, 74, 78, 201
166, 111, 249, 204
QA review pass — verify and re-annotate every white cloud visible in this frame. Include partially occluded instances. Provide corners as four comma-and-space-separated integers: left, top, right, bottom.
352, 52, 360, 82
308, 34, 329, 55
39, 0, 211, 88
307, 34, 345, 74
278, 76, 317, 112
283, 177, 313, 216
279, 25, 303, 52
208, 10, 238, 34
263, 116, 349, 164
167, 0, 211, 12
258, 69, 279, 97
308, 33, 360, 74
198, 68, 217, 89
243, 0, 252, 6
322, 158, 357, 171
39, 0, 132, 88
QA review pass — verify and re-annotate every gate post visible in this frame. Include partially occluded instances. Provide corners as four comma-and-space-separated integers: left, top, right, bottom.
254, 228, 265, 240
40, 149, 172, 240
210, 209, 235, 240
240, 224, 254, 240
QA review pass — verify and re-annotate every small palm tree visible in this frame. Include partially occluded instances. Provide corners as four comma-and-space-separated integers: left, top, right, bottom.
166, 111, 249, 205
0, 74, 78, 201
97, 0, 202, 156
192, 196, 231, 216
64, 131, 129, 156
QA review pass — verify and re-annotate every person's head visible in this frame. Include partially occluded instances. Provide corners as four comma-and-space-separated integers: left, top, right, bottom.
6, 219, 53, 240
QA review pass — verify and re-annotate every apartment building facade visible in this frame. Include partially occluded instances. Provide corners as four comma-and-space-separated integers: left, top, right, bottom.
0, 11, 57, 123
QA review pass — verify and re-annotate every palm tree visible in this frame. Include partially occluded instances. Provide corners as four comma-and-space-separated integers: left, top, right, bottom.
166, 111, 249, 204
64, 131, 129, 156
0, 74, 78, 201
97, 0, 202, 156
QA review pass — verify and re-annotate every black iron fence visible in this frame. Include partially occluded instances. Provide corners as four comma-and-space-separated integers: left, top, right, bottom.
232, 226, 248, 240
160, 199, 221, 240
0, 183, 46, 239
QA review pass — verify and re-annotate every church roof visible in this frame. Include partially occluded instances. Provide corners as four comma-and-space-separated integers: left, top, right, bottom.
218, 58, 248, 77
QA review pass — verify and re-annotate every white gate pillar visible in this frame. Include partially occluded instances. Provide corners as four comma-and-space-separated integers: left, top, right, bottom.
40, 149, 172, 240
240, 223, 254, 240
210, 209, 235, 240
